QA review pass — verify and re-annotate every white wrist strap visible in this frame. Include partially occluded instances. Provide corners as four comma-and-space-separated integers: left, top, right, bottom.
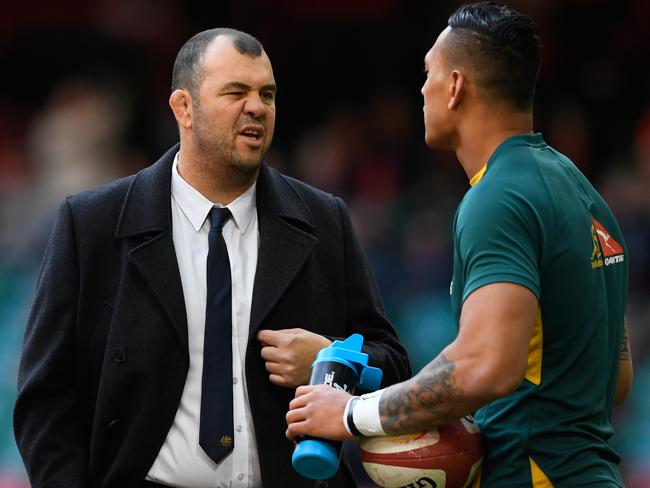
352, 388, 386, 436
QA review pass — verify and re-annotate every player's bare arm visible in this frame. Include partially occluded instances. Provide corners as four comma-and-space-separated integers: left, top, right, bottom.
378, 282, 538, 435
378, 354, 461, 433
614, 320, 633, 405
286, 282, 538, 440
620, 322, 632, 361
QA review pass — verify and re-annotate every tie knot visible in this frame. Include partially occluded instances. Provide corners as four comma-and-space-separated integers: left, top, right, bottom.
209, 207, 231, 233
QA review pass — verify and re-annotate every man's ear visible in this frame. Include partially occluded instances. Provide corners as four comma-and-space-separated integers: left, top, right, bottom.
169, 89, 193, 129
448, 70, 465, 110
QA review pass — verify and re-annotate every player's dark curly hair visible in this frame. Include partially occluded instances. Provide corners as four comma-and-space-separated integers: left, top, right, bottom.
447, 2, 542, 109
171, 28, 263, 96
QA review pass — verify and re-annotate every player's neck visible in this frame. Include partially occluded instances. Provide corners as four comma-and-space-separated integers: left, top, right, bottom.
455, 108, 533, 183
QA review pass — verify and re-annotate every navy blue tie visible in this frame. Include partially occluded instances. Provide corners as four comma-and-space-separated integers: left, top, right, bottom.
200, 207, 234, 463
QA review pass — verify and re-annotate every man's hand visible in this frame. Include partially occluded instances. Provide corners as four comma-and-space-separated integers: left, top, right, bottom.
286, 384, 356, 441
257, 328, 332, 387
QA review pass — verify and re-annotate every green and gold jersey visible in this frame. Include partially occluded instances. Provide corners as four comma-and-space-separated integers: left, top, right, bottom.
450, 133, 627, 487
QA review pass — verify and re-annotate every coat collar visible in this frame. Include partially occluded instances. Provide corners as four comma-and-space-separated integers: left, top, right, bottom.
115, 144, 178, 239
115, 143, 314, 238
255, 160, 315, 232
114, 144, 319, 346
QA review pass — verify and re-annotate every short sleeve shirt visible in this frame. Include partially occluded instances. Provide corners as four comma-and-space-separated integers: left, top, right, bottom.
451, 134, 627, 487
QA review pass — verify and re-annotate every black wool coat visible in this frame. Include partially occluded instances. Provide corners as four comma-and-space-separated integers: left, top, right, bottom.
14, 144, 411, 488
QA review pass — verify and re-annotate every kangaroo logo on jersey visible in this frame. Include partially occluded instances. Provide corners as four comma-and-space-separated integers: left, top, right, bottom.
591, 216, 624, 268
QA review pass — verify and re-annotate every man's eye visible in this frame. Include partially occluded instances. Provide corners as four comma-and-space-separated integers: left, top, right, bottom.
226, 92, 244, 97
262, 92, 275, 101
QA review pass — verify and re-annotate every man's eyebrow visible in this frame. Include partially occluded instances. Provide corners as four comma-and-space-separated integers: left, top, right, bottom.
220, 81, 277, 93
221, 81, 252, 91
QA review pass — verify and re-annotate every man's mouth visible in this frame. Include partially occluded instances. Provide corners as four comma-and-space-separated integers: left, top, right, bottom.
239, 125, 265, 141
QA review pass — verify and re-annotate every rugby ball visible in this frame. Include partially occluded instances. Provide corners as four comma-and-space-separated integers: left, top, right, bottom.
359, 416, 482, 488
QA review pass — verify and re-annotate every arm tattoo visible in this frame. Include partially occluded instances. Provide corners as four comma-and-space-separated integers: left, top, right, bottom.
620, 323, 632, 361
378, 354, 464, 435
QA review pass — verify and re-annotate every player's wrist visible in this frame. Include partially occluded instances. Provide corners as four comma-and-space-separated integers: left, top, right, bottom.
348, 389, 386, 436
343, 396, 362, 436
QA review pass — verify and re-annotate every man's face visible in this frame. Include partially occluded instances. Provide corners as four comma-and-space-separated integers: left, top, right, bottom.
421, 27, 455, 149
191, 36, 276, 174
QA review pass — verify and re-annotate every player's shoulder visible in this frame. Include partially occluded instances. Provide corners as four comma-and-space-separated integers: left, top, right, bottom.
467, 142, 554, 208
457, 163, 546, 232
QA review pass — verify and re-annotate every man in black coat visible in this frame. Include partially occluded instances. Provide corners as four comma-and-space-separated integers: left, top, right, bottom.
13, 28, 410, 488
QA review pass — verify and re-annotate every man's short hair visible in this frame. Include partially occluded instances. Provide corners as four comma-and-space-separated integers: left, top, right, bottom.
171, 28, 263, 96
447, 1, 542, 109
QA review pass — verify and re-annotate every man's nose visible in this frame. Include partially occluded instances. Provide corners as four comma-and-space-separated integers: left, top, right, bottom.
243, 94, 266, 118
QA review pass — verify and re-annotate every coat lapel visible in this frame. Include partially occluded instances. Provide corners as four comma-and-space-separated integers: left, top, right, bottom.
249, 165, 318, 336
115, 144, 189, 350
113, 151, 318, 346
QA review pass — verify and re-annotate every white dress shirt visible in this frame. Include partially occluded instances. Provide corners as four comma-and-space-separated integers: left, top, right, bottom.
146, 154, 262, 487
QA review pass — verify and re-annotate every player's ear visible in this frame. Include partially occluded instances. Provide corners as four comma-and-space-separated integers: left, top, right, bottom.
448, 70, 464, 110
169, 89, 193, 129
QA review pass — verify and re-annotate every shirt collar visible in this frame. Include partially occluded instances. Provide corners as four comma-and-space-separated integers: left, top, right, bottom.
469, 164, 487, 187
469, 132, 545, 187
171, 152, 257, 234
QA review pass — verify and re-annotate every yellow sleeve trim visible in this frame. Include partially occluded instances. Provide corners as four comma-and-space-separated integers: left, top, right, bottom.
469, 164, 488, 186
525, 308, 543, 385
530, 457, 554, 487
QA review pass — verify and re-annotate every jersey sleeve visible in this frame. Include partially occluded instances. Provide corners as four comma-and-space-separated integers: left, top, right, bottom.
456, 187, 542, 302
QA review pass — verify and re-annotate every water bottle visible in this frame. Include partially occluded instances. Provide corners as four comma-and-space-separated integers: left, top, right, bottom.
292, 333, 383, 480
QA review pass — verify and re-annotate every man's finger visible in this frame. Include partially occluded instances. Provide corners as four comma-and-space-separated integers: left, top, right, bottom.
268, 373, 288, 386
260, 345, 281, 362
257, 329, 283, 346
286, 419, 309, 440
264, 361, 283, 374
294, 385, 313, 398
289, 392, 310, 410
285, 406, 306, 425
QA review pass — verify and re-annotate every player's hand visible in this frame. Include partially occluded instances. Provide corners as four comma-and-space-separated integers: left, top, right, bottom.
257, 328, 332, 387
286, 384, 355, 441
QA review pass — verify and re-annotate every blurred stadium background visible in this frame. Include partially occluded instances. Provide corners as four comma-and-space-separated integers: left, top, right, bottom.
1, 0, 649, 486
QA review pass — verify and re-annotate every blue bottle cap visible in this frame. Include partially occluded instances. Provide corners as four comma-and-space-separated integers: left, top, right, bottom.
292, 439, 339, 480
